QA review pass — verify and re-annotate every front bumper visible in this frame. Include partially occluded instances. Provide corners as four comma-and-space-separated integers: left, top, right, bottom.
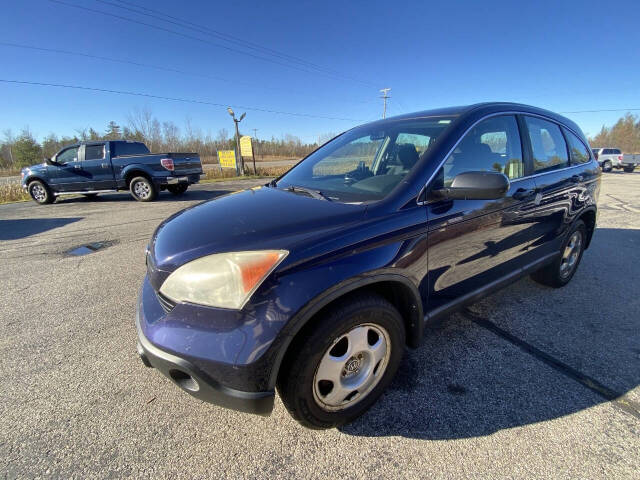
135, 277, 275, 416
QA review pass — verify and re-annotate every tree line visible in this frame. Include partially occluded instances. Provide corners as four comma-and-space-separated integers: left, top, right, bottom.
0, 109, 332, 170
588, 113, 640, 153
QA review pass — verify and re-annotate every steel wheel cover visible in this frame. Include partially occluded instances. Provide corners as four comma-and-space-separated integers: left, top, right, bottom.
312, 323, 391, 412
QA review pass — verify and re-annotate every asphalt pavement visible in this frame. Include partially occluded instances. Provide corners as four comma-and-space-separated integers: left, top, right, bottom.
1, 174, 638, 479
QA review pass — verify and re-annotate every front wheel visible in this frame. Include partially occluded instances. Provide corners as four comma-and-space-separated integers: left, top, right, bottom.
28, 180, 54, 205
602, 160, 612, 172
129, 176, 157, 202
167, 184, 189, 195
623, 165, 635, 173
531, 220, 586, 288
277, 293, 405, 429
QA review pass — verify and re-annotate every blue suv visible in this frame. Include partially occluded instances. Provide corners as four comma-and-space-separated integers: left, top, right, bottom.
136, 103, 600, 428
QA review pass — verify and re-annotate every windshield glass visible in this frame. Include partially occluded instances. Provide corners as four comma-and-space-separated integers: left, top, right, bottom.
275, 117, 454, 202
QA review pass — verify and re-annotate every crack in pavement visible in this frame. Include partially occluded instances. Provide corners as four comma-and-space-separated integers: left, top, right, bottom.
462, 308, 640, 421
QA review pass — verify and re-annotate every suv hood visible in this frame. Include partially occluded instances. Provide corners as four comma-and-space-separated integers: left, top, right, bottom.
148, 185, 366, 289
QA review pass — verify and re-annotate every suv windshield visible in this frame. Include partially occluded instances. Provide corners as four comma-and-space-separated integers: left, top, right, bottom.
275, 117, 454, 202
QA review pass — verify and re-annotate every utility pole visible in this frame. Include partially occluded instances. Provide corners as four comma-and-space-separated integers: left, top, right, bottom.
252, 128, 258, 138
251, 128, 259, 165
380, 88, 391, 119
227, 107, 246, 175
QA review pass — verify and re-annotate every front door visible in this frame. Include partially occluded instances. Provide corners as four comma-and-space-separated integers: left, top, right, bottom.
50, 145, 82, 192
425, 115, 540, 310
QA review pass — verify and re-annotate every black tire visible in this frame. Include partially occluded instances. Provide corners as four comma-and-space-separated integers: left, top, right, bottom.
167, 184, 189, 195
129, 176, 157, 202
28, 180, 54, 205
623, 165, 635, 173
602, 160, 612, 172
83, 193, 99, 200
531, 220, 586, 288
277, 293, 405, 429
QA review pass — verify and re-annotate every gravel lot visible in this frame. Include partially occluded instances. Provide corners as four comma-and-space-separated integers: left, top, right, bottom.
1, 174, 639, 479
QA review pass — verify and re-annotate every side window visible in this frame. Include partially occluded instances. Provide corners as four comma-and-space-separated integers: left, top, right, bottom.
563, 129, 590, 164
603, 148, 612, 155
524, 117, 568, 173
612, 149, 621, 155
439, 115, 523, 186
85, 144, 105, 161
56, 147, 79, 165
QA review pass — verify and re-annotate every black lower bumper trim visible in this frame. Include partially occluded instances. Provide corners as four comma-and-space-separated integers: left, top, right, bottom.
136, 316, 274, 416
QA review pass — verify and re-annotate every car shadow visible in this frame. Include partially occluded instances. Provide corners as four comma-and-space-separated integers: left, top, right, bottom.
0, 217, 83, 240
340, 227, 640, 439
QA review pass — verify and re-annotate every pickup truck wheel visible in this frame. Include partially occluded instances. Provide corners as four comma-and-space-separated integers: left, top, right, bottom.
167, 184, 188, 195
28, 180, 54, 205
129, 176, 157, 202
531, 220, 586, 288
602, 160, 612, 172
277, 293, 405, 429
623, 165, 635, 173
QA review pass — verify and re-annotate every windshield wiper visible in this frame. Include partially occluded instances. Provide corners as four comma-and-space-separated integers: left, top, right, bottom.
285, 185, 332, 201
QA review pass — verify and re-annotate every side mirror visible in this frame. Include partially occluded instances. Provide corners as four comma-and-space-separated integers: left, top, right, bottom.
431, 171, 509, 200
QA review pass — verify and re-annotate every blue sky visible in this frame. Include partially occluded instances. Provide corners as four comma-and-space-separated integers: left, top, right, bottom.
1, 0, 639, 143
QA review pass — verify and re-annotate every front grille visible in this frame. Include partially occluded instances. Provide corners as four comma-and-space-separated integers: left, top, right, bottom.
156, 291, 176, 313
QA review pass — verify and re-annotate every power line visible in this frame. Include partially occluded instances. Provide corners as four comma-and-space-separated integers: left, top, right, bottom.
0, 78, 364, 121
104, 0, 351, 79
48, 0, 377, 87
0, 41, 376, 107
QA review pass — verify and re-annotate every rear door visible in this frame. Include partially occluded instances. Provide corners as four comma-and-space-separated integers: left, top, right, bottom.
425, 114, 539, 309
79, 143, 116, 190
521, 116, 577, 257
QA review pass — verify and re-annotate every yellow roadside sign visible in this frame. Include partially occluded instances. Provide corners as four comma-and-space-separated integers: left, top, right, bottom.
218, 150, 236, 169
240, 136, 253, 157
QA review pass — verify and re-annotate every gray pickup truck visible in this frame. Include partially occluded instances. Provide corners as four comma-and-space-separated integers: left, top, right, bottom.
21, 140, 203, 204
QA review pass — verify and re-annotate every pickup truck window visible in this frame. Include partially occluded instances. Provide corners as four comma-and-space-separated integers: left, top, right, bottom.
112, 142, 150, 157
524, 116, 569, 173
57, 147, 79, 164
85, 144, 105, 161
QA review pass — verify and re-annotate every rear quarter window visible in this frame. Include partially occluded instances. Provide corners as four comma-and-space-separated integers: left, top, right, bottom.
524, 116, 569, 173
563, 129, 590, 164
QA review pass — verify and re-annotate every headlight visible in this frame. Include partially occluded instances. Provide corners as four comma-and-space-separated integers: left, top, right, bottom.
159, 250, 288, 309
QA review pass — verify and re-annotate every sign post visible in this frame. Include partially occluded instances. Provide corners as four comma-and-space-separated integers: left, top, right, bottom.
240, 136, 256, 174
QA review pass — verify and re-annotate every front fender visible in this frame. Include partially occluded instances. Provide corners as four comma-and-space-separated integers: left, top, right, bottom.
260, 239, 425, 390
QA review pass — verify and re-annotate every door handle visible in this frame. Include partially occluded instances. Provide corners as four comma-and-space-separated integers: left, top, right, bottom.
571, 174, 584, 183
513, 188, 535, 200
73, 164, 81, 170
101, 163, 109, 169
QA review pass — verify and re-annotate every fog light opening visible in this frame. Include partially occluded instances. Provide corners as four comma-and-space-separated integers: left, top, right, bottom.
169, 369, 199, 392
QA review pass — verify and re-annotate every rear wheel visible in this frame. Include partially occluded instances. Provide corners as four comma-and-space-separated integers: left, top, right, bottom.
602, 160, 612, 172
277, 293, 405, 429
129, 176, 157, 202
623, 165, 635, 173
531, 220, 586, 288
28, 180, 54, 205
167, 184, 189, 195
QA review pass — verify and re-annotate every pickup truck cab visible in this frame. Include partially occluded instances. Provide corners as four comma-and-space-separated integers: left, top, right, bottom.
21, 140, 203, 204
